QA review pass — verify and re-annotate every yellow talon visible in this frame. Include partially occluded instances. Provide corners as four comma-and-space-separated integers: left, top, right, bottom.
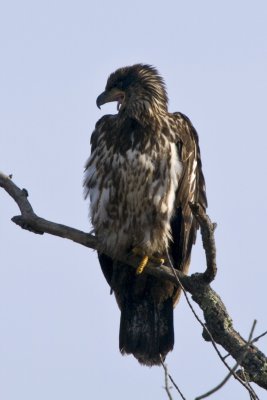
132, 247, 165, 275
136, 255, 149, 275
151, 256, 165, 264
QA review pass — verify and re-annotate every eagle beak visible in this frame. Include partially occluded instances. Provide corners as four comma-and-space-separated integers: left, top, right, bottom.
96, 88, 125, 109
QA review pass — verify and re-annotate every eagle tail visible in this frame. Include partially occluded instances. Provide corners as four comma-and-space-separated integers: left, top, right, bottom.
98, 254, 175, 366
119, 296, 174, 366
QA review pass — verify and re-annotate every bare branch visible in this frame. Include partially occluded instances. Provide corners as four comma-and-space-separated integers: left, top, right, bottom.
252, 331, 267, 345
195, 320, 259, 400
166, 250, 260, 399
1, 172, 267, 391
161, 358, 187, 400
189, 202, 217, 282
161, 359, 174, 400
168, 374, 187, 400
0, 172, 98, 248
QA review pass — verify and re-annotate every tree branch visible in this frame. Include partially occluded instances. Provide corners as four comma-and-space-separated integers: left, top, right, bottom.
195, 320, 259, 400
161, 357, 187, 400
1, 172, 267, 391
189, 202, 217, 282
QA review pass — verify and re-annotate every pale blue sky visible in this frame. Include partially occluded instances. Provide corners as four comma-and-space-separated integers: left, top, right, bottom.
0, 1, 267, 399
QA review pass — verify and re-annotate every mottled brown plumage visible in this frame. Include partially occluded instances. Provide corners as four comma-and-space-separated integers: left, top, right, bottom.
84, 64, 207, 365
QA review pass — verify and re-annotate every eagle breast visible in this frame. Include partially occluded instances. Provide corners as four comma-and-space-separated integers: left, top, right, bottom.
84, 117, 183, 258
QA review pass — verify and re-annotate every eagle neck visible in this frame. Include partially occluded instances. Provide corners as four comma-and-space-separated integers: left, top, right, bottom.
121, 100, 167, 128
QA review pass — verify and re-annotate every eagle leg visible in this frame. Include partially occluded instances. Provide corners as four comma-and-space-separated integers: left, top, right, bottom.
132, 248, 164, 275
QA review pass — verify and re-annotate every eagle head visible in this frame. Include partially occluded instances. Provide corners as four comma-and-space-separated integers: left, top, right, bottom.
96, 64, 168, 118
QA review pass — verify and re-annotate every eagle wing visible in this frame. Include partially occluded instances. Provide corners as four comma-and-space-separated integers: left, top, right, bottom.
169, 112, 207, 279
84, 114, 118, 286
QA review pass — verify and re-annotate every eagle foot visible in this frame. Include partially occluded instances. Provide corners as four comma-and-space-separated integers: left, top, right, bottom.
132, 248, 164, 275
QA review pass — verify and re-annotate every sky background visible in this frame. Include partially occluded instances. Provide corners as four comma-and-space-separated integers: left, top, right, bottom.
0, 0, 267, 399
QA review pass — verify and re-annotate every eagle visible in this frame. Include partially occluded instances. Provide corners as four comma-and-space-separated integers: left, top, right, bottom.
84, 64, 207, 366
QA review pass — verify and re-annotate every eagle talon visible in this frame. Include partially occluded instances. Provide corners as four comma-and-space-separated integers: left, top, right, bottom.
136, 256, 164, 274
136, 255, 149, 275
151, 256, 165, 265
133, 247, 165, 275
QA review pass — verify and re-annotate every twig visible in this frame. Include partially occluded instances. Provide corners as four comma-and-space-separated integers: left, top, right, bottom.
222, 352, 230, 360
239, 369, 259, 400
252, 330, 267, 345
161, 358, 187, 400
248, 321, 257, 342
1, 172, 267, 391
168, 374, 187, 400
161, 359, 174, 400
195, 320, 259, 400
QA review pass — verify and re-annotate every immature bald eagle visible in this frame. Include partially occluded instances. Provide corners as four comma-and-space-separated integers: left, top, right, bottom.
84, 64, 206, 366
